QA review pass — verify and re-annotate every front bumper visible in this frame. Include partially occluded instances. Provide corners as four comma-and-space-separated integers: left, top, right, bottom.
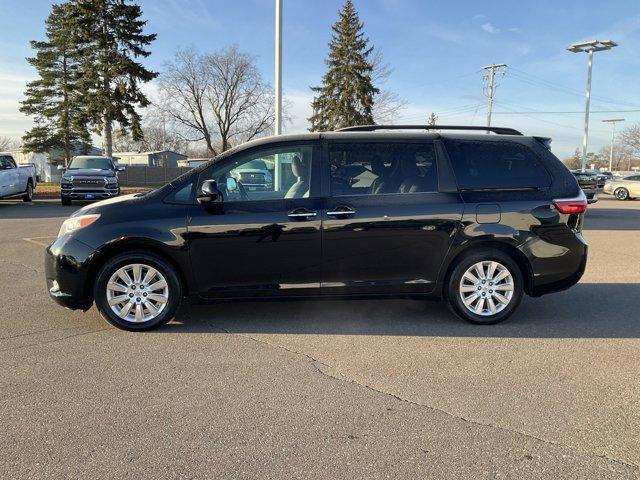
45, 236, 98, 310
61, 185, 119, 200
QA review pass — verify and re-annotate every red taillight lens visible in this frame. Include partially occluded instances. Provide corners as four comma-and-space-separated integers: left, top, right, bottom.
553, 199, 587, 214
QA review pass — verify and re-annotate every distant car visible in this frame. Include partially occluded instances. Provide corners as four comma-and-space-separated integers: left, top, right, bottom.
596, 171, 613, 188
230, 159, 273, 192
570, 170, 598, 203
603, 174, 640, 200
59, 156, 124, 205
0, 152, 36, 202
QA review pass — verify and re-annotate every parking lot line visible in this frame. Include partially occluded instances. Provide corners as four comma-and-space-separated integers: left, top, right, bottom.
22, 236, 56, 247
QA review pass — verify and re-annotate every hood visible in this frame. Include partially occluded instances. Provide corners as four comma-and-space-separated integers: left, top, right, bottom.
74, 193, 144, 216
64, 168, 115, 177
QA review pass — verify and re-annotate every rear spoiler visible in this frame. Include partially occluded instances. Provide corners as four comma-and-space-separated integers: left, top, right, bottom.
534, 136, 552, 149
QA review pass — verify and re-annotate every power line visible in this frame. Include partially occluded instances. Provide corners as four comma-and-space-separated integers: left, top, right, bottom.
492, 109, 640, 114
508, 68, 640, 109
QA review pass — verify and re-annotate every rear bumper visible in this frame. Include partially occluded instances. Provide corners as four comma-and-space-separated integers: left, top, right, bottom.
527, 231, 588, 297
44, 236, 98, 310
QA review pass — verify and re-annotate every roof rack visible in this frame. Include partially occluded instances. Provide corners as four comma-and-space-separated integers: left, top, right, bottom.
336, 125, 523, 136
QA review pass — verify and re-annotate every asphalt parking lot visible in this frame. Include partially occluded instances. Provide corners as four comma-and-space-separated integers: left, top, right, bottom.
1, 197, 639, 479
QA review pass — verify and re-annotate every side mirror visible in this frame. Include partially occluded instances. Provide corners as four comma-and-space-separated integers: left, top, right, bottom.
117, 165, 125, 172
197, 179, 222, 204
226, 177, 238, 191
57, 165, 65, 171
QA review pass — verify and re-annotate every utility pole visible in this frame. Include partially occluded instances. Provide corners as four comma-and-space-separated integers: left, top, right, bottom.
602, 118, 624, 171
482, 63, 507, 128
274, 0, 282, 135
567, 40, 618, 172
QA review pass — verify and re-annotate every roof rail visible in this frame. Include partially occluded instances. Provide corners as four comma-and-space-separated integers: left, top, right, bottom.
336, 124, 523, 136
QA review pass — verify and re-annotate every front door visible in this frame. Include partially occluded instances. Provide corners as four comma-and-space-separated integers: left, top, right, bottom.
321, 141, 463, 296
186, 142, 322, 299
0, 156, 19, 196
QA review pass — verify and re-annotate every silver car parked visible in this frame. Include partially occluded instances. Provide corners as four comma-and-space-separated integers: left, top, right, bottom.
603, 174, 640, 200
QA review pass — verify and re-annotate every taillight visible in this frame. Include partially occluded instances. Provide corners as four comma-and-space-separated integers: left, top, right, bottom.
553, 197, 587, 214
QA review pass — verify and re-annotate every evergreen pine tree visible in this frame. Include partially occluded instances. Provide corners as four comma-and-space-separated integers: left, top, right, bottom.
20, 3, 91, 166
309, 0, 378, 131
69, 0, 157, 157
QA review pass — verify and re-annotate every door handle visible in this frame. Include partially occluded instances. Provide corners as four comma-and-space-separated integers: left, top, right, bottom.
288, 209, 317, 220
327, 208, 356, 217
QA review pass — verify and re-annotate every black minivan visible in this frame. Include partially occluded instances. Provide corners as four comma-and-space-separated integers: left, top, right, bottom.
45, 126, 588, 331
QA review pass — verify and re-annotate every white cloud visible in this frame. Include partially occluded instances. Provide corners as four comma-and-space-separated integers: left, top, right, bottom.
481, 23, 500, 34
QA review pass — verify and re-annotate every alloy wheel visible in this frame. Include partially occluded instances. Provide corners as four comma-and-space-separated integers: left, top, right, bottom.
106, 263, 169, 323
615, 188, 628, 200
459, 261, 514, 317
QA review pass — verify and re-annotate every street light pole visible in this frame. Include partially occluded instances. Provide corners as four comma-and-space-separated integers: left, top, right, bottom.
567, 39, 618, 172
582, 49, 593, 173
274, 0, 282, 135
602, 118, 624, 171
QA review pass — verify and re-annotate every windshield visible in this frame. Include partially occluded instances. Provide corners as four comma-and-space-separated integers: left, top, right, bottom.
243, 159, 268, 170
68, 157, 113, 170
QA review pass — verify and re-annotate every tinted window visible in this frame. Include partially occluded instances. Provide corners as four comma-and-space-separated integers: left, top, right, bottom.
0, 156, 16, 169
445, 140, 551, 190
198, 145, 313, 202
329, 143, 438, 196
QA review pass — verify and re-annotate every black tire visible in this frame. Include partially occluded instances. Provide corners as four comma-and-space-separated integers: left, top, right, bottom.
614, 188, 629, 201
94, 252, 182, 331
446, 248, 524, 325
61, 196, 72, 206
22, 181, 33, 202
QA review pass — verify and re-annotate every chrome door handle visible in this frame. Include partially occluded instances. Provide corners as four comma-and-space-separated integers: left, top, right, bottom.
327, 209, 356, 216
288, 211, 317, 219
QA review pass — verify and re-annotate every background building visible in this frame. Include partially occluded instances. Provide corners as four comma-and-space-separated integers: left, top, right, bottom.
113, 150, 187, 168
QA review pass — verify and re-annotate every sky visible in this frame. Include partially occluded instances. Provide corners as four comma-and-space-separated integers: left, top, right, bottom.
1, 0, 640, 158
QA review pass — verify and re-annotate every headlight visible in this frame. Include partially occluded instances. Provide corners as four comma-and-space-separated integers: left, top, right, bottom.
62, 175, 73, 182
58, 214, 100, 237
105, 176, 117, 184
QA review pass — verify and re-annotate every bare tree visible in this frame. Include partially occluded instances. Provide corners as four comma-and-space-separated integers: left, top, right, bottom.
370, 49, 406, 124
619, 123, 640, 170
0, 136, 18, 151
113, 111, 187, 154
157, 46, 275, 155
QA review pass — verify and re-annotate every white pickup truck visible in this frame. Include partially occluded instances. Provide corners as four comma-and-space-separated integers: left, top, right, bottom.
0, 152, 37, 202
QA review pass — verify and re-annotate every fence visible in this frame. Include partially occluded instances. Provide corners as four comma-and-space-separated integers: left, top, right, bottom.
117, 166, 193, 187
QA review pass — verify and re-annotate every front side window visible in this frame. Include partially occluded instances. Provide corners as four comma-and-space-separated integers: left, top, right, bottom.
198, 145, 313, 202
329, 143, 438, 196
445, 140, 551, 190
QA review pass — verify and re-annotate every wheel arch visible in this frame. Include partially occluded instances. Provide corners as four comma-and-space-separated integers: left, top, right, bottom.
85, 239, 191, 301
440, 240, 534, 297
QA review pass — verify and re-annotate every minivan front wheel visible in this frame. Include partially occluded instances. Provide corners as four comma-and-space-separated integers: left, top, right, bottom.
94, 252, 182, 331
447, 249, 523, 325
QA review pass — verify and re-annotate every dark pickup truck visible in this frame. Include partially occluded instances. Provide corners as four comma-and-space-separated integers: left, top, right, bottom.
570, 170, 598, 204
59, 156, 125, 205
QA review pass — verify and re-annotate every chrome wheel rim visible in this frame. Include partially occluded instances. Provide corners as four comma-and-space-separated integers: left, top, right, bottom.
459, 261, 514, 317
616, 189, 627, 200
106, 263, 169, 323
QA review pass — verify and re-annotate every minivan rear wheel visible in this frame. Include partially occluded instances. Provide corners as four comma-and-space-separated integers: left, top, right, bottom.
447, 249, 523, 325
94, 252, 182, 331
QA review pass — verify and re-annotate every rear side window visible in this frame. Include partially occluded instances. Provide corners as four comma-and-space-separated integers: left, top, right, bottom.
445, 140, 551, 190
329, 143, 438, 196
